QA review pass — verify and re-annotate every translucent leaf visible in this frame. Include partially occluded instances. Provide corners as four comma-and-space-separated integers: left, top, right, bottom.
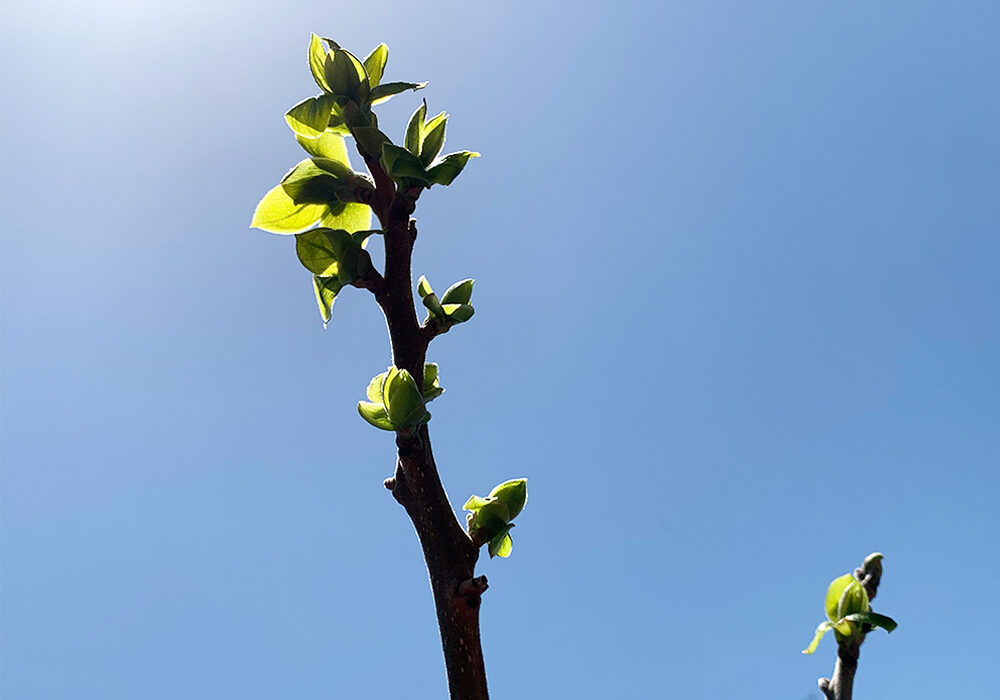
422, 363, 444, 402
463, 494, 491, 511
416, 275, 435, 299
844, 611, 898, 634
312, 275, 343, 328
308, 34, 332, 93
366, 371, 389, 402
368, 81, 426, 105
443, 303, 474, 322
488, 527, 514, 559
358, 401, 394, 430
425, 151, 480, 186
325, 49, 365, 98
296, 132, 350, 162
419, 112, 448, 166
469, 499, 511, 535
321, 202, 372, 234
280, 158, 352, 205
404, 100, 427, 156
381, 143, 429, 183
363, 43, 388, 88
295, 228, 352, 276
440, 279, 474, 305
825, 574, 869, 622
383, 368, 426, 428
488, 479, 527, 520
250, 185, 329, 234
802, 621, 834, 655
285, 94, 339, 139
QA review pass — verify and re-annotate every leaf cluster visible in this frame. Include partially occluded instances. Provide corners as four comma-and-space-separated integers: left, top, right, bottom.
802, 555, 898, 655
464, 479, 528, 558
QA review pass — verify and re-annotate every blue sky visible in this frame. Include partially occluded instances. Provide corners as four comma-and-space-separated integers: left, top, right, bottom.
2, 1, 998, 698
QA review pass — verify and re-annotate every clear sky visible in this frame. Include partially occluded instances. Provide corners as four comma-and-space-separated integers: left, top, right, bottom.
3, 1, 998, 698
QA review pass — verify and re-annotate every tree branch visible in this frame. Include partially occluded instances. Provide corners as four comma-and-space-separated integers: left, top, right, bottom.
818, 553, 885, 700
355, 135, 491, 699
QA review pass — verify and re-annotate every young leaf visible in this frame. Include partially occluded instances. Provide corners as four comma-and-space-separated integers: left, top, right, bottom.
382, 368, 426, 428
308, 34, 332, 93
419, 112, 448, 166
417, 275, 445, 319
295, 228, 353, 277
251, 185, 330, 234
366, 370, 389, 402
802, 621, 834, 655
296, 132, 350, 162
422, 363, 444, 401
363, 43, 388, 88
463, 494, 492, 511
440, 279, 474, 305
312, 275, 344, 327
425, 151, 480, 186
325, 49, 365, 99
368, 81, 427, 105
358, 401, 394, 430
285, 94, 339, 139
442, 303, 475, 323
488, 479, 527, 520
320, 202, 372, 233
469, 499, 511, 535
280, 158, 352, 205
381, 143, 430, 183
405, 100, 427, 156
843, 611, 898, 634
488, 525, 514, 559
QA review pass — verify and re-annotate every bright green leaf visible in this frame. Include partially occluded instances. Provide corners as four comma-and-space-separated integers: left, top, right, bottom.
363, 43, 388, 88
296, 132, 350, 162
488, 526, 514, 559
405, 100, 427, 155
251, 185, 330, 234
285, 94, 339, 139
312, 275, 343, 327
419, 112, 448, 166
825, 574, 869, 622
488, 479, 527, 520
423, 363, 444, 402
417, 275, 435, 299
308, 34, 332, 93
440, 279, 474, 305
425, 151, 480, 186
366, 371, 389, 402
321, 202, 372, 233
463, 495, 491, 511
368, 81, 426, 105
443, 303, 474, 322
383, 368, 426, 428
802, 621, 834, 655
358, 401, 394, 430
469, 499, 511, 535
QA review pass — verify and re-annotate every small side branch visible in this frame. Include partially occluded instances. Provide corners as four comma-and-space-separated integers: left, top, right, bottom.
818, 554, 885, 700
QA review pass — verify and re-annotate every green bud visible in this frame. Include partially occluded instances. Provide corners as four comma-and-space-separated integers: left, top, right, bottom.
488, 478, 527, 520
440, 278, 474, 305
382, 367, 427, 428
